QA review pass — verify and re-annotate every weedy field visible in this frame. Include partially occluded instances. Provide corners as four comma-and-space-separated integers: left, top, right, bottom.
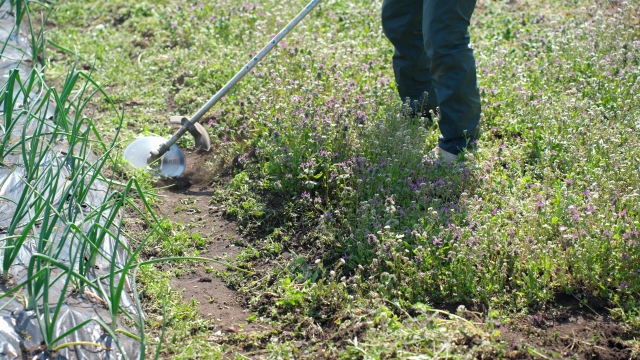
37, 0, 640, 358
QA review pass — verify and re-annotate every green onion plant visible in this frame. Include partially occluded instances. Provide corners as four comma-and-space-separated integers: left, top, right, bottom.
0, 2, 243, 357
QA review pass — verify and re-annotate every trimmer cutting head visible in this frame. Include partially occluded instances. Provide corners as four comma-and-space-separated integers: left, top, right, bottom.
169, 116, 211, 151
123, 136, 186, 177
123, 116, 211, 177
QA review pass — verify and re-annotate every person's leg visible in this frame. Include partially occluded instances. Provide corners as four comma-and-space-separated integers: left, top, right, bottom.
381, 0, 437, 115
423, 0, 481, 154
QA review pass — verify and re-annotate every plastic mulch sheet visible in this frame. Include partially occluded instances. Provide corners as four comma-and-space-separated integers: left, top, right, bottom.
0, 3, 141, 359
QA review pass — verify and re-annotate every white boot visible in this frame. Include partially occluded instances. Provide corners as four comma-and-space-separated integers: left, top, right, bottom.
429, 146, 459, 163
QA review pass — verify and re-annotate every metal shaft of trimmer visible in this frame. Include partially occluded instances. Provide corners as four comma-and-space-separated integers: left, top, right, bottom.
148, 0, 322, 164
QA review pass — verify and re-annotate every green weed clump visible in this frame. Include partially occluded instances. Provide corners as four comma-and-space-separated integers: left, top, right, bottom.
224, 0, 640, 311
220, 0, 640, 352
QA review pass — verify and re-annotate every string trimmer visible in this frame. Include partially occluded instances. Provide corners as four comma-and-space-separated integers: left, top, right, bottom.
124, 0, 322, 177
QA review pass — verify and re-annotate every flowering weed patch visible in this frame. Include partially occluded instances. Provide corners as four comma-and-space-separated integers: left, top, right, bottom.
47, 0, 640, 358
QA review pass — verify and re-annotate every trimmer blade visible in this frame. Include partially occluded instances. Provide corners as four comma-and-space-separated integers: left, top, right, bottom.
123, 137, 186, 177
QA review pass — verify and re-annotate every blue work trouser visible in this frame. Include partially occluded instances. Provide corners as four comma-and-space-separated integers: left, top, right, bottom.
382, 0, 481, 154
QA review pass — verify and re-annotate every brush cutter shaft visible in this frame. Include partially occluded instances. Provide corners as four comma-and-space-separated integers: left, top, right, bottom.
150, 0, 322, 162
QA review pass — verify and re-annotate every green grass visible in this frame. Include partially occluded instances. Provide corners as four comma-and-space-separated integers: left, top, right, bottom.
42, 0, 640, 358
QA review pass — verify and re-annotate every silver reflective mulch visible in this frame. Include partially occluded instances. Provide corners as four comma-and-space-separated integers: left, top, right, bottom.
0, 3, 140, 359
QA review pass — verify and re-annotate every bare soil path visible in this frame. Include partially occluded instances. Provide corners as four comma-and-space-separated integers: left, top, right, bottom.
153, 150, 265, 335
500, 295, 637, 360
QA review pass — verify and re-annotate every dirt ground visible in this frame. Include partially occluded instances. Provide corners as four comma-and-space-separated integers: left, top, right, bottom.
153, 149, 266, 335
498, 294, 638, 360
